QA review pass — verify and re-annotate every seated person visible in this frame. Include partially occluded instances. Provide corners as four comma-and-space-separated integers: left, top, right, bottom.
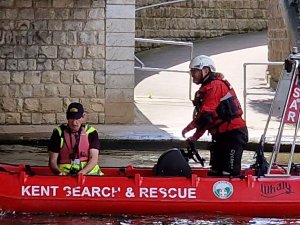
48, 102, 103, 176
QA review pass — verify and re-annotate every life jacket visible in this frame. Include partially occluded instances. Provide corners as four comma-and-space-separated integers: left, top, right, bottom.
194, 73, 245, 134
215, 75, 243, 122
56, 124, 96, 164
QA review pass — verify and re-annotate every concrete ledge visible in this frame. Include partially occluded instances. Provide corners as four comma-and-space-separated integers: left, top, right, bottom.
0, 131, 296, 153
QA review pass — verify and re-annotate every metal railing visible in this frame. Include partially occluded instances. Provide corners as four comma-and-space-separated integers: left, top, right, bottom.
134, 38, 194, 100
243, 62, 284, 121
135, 0, 190, 12
135, 0, 194, 100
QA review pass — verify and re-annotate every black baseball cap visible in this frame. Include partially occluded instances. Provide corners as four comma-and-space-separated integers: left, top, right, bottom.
66, 102, 84, 119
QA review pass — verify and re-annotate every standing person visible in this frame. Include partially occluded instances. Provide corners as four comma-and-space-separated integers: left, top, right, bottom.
48, 102, 103, 176
182, 55, 248, 176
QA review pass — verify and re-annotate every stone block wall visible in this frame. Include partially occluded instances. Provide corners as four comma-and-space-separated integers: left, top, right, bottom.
0, 0, 135, 125
268, 0, 298, 87
135, 0, 268, 51
1, 0, 289, 125
105, 0, 135, 123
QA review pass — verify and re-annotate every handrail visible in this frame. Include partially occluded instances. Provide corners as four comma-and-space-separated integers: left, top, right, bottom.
134, 66, 188, 73
135, 0, 190, 12
135, 0, 194, 100
135, 56, 144, 67
243, 62, 284, 121
135, 38, 193, 46
135, 38, 194, 100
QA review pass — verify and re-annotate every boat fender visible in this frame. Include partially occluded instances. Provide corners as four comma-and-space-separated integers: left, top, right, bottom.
155, 148, 192, 178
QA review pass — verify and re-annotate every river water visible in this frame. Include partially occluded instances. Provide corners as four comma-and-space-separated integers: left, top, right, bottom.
0, 145, 300, 224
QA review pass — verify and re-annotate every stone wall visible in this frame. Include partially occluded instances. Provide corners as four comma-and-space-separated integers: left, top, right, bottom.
0, 0, 135, 125
105, 0, 135, 124
267, 0, 294, 86
135, 0, 268, 51
0, 0, 284, 125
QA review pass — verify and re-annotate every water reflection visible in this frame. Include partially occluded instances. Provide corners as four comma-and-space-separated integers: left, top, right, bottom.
1, 213, 300, 225
0, 145, 299, 224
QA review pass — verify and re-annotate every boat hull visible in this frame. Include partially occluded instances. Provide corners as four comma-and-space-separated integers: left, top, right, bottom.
0, 163, 299, 217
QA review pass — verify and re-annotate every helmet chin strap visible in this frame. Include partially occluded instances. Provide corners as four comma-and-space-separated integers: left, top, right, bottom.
199, 70, 209, 84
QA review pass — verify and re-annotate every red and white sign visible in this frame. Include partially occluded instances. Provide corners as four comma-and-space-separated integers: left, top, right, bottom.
21, 185, 197, 199
284, 76, 300, 124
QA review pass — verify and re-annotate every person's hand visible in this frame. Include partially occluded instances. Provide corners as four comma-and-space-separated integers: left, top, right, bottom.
59, 172, 67, 176
182, 127, 189, 138
78, 170, 86, 175
182, 123, 195, 138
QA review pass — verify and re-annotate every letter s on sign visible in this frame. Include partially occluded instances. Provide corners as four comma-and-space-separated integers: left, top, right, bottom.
159, 188, 167, 198
63, 186, 72, 196
293, 87, 300, 98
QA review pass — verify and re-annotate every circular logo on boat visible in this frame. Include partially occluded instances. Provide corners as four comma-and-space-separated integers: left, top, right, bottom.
213, 181, 233, 199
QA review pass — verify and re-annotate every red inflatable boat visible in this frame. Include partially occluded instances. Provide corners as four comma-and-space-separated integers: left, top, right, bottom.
2, 49, 300, 218
0, 158, 299, 217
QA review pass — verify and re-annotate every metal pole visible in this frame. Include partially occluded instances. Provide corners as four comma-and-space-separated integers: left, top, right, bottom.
189, 42, 193, 101
134, 66, 188, 73
287, 105, 300, 174
243, 62, 284, 121
135, 56, 144, 67
243, 63, 247, 120
135, 0, 193, 100
135, 38, 193, 100
136, 0, 190, 11
135, 38, 193, 46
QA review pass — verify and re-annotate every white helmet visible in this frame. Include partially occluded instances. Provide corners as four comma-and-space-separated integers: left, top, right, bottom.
189, 55, 216, 72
